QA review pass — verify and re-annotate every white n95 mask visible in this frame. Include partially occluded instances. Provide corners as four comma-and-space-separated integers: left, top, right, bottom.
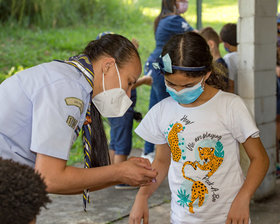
92, 63, 132, 118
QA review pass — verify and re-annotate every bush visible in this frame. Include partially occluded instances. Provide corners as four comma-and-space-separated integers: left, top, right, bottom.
0, 66, 24, 84
0, 0, 145, 28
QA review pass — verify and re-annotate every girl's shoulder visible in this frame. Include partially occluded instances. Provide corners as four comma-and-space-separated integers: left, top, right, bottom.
161, 14, 186, 24
149, 96, 175, 112
213, 90, 246, 109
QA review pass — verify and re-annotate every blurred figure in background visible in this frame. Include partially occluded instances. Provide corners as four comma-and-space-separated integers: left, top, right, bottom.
276, 15, 280, 177
200, 26, 229, 91
220, 23, 238, 93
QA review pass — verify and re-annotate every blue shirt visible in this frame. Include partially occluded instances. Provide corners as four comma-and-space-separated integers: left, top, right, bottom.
0, 61, 91, 167
149, 15, 193, 61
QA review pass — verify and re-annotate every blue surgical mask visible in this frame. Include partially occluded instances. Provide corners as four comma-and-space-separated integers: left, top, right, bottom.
224, 46, 230, 53
165, 78, 204, 104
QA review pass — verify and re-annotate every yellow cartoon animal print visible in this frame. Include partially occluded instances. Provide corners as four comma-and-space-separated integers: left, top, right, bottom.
182, 163, 208, 214
188, 147, 224, 178
168, 123, 183, 162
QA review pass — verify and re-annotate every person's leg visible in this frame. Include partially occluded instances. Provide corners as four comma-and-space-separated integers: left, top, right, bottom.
113, 109, 136, 189
113, 108, 134, 163
144, 67, 169, 155
277, 77, 280, 164
109, 149, 115, 164
144, 84, 157, 155
114, 154, 128, 163
153, 69, 170, 101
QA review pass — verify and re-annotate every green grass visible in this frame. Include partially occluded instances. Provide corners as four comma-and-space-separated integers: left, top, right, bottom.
0, 0, 239, 165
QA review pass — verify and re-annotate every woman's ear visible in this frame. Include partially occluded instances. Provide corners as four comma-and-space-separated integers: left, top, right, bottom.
101, 57, 115, 74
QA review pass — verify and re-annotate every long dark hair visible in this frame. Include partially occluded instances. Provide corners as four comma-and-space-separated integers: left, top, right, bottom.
154, 0, 176, 34
83, 34, 140, 167
162, 32, 227, 90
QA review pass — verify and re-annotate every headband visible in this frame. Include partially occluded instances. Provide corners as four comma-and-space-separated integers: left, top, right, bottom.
152, 54, 206, 73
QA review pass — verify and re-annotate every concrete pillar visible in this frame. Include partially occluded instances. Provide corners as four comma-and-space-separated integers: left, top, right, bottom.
238, 0, 277, 200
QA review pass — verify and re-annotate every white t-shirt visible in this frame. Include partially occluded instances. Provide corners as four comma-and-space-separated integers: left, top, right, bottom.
135, 91, 258, 224
0, 61, 92, 167
223, 52, 238, 93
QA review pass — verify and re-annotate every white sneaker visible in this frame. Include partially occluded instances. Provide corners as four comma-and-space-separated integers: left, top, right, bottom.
141, 151, 155, 163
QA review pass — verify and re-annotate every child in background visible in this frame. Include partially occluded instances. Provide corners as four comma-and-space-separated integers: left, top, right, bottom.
199, 26, 229, 91
199, 27, 229, 91
129, 32, 269, 224
0, 158, 50, 224
220, 23, 238, 93
96, 32, 153, 189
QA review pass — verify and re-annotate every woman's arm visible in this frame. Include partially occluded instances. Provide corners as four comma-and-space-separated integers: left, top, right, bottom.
226, 137, 269, 224
35, 154, 158, 194
129, 143, 171, 224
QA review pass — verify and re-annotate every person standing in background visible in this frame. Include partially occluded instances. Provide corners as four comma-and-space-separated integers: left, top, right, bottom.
143, 0, 194, 162
96, 33, 153, 190
220, 23, 238, 93
199, 26, 229, 91
275, 14, 280, 177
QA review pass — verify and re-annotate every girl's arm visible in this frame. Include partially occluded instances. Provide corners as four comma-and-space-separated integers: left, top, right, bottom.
226, 137, 269, 224
132, 76, 153, 89
35, 153, 157, 194
129, 143, 171, 224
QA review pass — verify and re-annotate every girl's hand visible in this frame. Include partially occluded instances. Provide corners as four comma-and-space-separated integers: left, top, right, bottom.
226, 193, 250, 224
129, 194, 149, 224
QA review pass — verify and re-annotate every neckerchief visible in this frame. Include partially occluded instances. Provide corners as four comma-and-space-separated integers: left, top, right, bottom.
55, 54, 94, 211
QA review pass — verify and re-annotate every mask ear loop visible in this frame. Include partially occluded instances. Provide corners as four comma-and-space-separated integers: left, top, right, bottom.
201, 76, 206, 89
114, 63, 122, 89
102, 72, 106, 91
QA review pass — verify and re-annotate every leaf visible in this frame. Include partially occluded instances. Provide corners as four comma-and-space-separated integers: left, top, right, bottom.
214, 141, 224, 158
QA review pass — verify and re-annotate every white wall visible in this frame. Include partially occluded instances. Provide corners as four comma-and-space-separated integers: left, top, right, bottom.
238, 0, 277, 199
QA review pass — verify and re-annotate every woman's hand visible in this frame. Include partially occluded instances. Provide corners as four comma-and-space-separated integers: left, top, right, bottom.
116, 157, 158, 186
226, 191, 250, 224
129, 194, 149, 224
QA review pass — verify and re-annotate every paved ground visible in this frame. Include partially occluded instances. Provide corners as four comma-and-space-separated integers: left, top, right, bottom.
37, 148, 280, 224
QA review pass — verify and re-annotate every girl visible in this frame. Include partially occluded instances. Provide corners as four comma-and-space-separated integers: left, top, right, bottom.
143, 0, 194, 160
129, 32, 269, 224
0, 34, 157, 211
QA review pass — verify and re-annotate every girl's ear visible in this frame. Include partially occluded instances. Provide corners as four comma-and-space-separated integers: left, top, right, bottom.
204, 71, 212, 82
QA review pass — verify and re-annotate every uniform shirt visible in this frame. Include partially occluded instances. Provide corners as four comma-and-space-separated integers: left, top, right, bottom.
223, 52, 238, 93
135, 91, 258, 224
0, 61, 91, 167
149, 15, 193, 61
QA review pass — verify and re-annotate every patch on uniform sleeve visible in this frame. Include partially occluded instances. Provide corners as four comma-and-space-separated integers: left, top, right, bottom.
66, 115, 78, 129
65, 97, 84, 114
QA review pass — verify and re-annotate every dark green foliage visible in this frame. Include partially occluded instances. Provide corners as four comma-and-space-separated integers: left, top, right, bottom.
0, 0, 145, 28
